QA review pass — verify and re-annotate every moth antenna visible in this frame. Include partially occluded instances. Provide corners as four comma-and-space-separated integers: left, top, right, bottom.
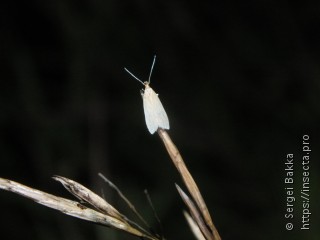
124, 67, 145, 85
148, 55, 156, 84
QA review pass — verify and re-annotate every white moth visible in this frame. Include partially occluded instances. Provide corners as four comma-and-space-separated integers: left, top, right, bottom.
124, 56, 170, 134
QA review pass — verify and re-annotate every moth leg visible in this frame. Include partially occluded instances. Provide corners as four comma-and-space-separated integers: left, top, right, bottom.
140, 89, 145, 98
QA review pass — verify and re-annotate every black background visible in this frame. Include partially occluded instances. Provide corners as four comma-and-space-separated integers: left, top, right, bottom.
0, 1, 319, 240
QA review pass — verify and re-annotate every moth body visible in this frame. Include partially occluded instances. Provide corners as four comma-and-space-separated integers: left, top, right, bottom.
142, 83, 169, 134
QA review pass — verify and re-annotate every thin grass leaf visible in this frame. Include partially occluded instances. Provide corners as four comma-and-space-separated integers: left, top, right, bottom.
144, 189, 164, 239
176, 184, 214, 240
98, 173, 160, 239
183, 211, 206, 240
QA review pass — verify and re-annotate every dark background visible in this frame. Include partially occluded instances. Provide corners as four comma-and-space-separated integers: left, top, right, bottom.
0, 1, 319, 240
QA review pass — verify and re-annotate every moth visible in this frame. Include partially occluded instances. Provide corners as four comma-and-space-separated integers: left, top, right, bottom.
124, 56, 170, 134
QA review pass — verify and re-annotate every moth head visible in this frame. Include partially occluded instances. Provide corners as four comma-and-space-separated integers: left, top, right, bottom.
143, 81, 151, 88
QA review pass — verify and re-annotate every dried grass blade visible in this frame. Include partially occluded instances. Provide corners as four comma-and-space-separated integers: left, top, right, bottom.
183, 210, 206, 240
53, 176, 124, 222
176, 184, 213, 240
0, 177, 147, 238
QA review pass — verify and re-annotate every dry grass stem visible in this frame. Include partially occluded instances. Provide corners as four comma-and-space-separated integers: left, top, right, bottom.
144, 189, 163, 234
98, 173, 151, 230
0, 177, 159, 240
157, 129, 221, 240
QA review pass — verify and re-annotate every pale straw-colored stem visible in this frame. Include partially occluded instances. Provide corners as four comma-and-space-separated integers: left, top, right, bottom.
157, 128, 221, 240
0, 177, 158, 240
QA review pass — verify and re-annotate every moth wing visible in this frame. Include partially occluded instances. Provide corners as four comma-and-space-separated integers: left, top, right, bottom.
143, 87, 170, 134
